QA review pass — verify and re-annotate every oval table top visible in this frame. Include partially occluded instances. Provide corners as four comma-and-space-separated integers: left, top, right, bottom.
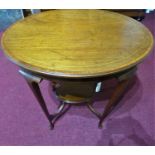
1, 10, 153, 78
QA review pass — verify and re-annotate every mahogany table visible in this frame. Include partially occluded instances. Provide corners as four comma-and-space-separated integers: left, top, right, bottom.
1, 10, 153, 129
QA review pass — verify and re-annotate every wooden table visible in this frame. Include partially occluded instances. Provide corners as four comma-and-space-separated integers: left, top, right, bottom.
1, 10, 153, 129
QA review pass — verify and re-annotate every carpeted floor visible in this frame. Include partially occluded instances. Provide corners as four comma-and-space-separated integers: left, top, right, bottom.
0, 12, 154, 146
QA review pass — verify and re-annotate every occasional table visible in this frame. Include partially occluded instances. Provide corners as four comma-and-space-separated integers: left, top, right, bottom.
1, 10, 153, 129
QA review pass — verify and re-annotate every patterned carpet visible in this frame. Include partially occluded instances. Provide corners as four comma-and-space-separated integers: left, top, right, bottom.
0, 11, 154, 145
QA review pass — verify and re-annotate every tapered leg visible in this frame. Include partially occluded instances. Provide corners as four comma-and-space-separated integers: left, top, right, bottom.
19, 70, 72, 129
98, 67, 137, 128
98, 78, 131, 128
19, 70, 52, 128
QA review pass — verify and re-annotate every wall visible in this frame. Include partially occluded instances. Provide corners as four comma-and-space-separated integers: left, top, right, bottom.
0, 9, 22, 31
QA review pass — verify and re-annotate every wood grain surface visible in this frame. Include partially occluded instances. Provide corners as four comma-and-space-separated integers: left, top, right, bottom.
1, 10, 153, 78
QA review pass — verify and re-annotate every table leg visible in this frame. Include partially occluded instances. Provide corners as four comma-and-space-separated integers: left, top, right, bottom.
19, 70, 72, 129
98, 67, 136, 128
19, 70, 52, 128
98, 78, 131, 128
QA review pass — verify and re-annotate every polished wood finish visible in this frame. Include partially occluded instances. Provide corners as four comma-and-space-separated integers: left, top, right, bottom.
1, 10, 153, 78
1, 10, 154, 129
